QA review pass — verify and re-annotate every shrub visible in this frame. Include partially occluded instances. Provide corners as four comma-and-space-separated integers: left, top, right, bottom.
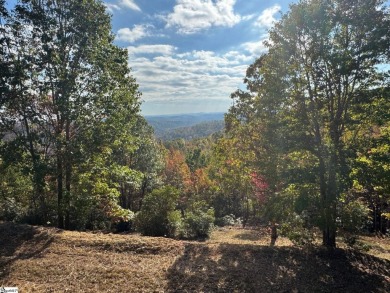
182, 201, 215, 239
215, 214, 236, 227
338, 196, 371, 248
339, 197, 370, 233
135, 186, 180, 237
167, 210, 183, 238
114, 210, 135, 232
280, 213, 315, 246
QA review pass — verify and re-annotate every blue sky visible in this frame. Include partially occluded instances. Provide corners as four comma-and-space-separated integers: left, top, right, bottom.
105, 0, 296, 115
6, 0, 388, 115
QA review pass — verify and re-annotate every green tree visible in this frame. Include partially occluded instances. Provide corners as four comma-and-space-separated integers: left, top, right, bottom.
227, 0, 390, 246
186, 147, 207, 173
0, 2, 51, 223
217, 56, 289, 228
350, 123, 390, 233
1, 0, 141, 229
118, 116, 165, 212
210, 137, 256, 223
265, 0, 390, 246
0, 158, 33, 222
345, 87, 390, 233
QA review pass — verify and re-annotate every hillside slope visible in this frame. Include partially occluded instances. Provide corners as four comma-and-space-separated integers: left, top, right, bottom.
158, 120, 224, 141
1, 222, 390, 292
145, 112, 225, 140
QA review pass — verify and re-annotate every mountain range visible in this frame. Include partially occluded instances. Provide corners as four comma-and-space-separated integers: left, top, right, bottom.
145, 112, 225, 141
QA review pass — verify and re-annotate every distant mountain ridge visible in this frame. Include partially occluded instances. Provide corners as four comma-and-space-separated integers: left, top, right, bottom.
144, 112, 225, 140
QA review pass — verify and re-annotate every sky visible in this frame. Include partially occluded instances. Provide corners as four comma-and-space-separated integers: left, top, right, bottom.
104, 0, 296, 115
6, 0, 388, 116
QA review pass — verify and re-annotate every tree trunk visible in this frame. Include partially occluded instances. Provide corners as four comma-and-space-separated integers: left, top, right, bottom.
64, 120, 71, 229
57, 153, 64, 229
270, 221, 278, 246
322, 147, 338, 247
319, 154, 336, 247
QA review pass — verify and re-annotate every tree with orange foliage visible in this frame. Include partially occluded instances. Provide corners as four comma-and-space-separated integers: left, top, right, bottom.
164, 148, 192, 191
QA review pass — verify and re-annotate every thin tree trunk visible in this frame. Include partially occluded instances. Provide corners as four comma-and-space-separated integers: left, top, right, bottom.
65, 119, 71, 229
318, 155, 333, 247
270, 221, 278, 246
323, 148, 338, 247
57, 153, 64, 229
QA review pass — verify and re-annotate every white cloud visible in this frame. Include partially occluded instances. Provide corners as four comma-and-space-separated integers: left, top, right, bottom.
105, 0, 141, 12
223, 51, 253, 63
127, 48, 250, 106
255, 5, 280, 28
105, 3, 120, 13
242, 14, 256, 21
116, 25, 150, 43
241, 37, 269, 57
165, 0, 241, 34
120, 0, 141, 11
127, 44, 177, 56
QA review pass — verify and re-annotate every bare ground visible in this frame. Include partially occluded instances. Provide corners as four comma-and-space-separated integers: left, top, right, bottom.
0, 222, 389, 292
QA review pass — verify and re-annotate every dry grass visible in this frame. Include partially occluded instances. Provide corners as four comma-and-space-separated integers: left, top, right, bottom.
1, 222, 390, 292
360, 235, 390, 261
209, 226, 293, 246
0, 223, 183, 292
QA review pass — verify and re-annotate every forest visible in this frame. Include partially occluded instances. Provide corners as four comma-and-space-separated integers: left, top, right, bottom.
1, 0, 390, 264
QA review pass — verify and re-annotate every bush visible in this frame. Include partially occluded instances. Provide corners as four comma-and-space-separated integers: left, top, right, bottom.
114, 210, 135, 232
134, 186, 180, 237
167, 210, 183, 238
215, 214, 238, 227
339, 197, 370, 233
338, 196, 371, 247
134, 189, 215, 239
182, 201, 215, 239
280, 213, 315, 246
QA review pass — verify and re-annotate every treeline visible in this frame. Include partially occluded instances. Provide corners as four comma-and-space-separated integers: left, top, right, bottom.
1, 0, 390, 247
